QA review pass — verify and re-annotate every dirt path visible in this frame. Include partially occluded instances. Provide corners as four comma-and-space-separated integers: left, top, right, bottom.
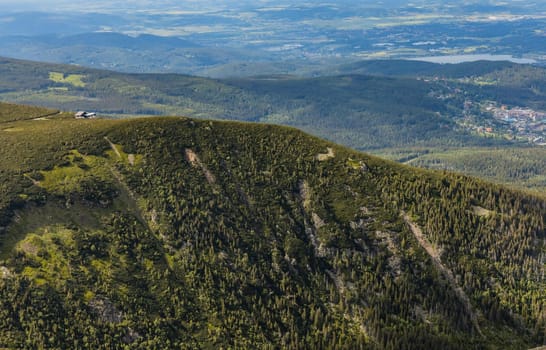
106, 149, 176, 255
104, 136, 122, 159
184, 148, 216, 184
102, 137, 152, 230
0, 110, 62, 125
24, 174, 41, 186
403, 213, 483, 337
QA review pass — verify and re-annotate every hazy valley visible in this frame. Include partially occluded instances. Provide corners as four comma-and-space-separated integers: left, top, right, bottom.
0, 1, 545, 77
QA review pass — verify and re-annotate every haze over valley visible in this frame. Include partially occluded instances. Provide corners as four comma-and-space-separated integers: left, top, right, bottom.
0, 0, 544, 76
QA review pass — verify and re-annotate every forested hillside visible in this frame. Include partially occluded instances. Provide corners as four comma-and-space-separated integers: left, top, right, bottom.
0, 103, 544, 349
0, 56, 501, 150
5, 56, 546, 192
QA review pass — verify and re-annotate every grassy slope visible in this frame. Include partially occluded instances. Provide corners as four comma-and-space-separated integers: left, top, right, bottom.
0, 101, 58, 123
0, 104, 544, 348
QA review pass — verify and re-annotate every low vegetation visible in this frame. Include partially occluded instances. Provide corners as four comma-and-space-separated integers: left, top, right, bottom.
0, 101, 58, 123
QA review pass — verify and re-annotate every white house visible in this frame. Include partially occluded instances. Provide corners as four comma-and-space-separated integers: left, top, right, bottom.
75, 111, 97, 119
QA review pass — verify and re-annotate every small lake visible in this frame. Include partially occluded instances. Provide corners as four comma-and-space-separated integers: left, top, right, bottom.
409, 54, 537, 64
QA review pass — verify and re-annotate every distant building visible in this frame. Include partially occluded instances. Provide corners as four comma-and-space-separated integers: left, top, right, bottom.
75, 111, 96, 119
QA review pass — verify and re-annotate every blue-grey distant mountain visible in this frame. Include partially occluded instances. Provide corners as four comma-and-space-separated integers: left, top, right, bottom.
0, 12, 122, 36
31, 32, 200, 50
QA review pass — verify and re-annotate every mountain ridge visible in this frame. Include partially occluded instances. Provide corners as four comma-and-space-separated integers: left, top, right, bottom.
0, 102, 544, 348
4, 56, 546, 193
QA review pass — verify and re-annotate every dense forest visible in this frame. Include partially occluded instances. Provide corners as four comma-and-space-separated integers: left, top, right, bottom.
376, 147, 546, 193
0, 103, 544, 348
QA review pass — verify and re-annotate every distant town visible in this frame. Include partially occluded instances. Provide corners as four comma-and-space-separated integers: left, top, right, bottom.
461, 100, 546, 145
488, 104, 546, 144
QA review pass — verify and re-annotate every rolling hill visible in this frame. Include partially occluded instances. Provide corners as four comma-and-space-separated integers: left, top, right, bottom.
1, 57, 546, 193
0, 56, 504, 150
0, 102, 544, 349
